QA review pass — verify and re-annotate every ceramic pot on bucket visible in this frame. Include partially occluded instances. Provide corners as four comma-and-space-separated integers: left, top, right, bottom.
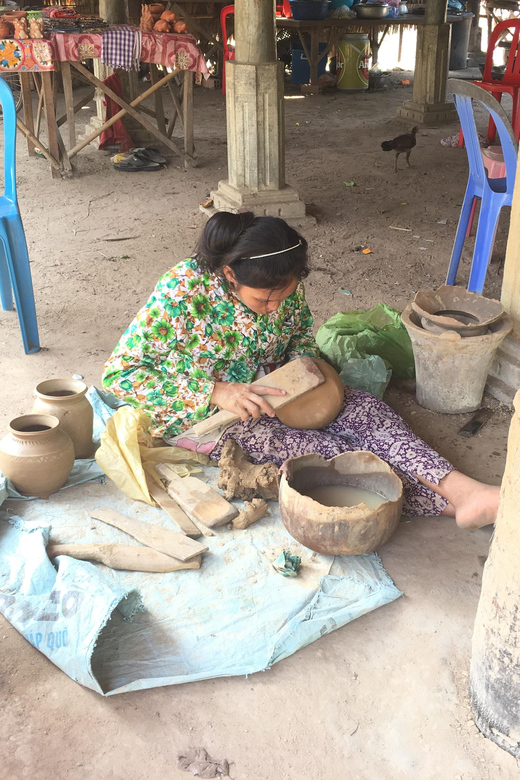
401, 305, 513, 414
32, 378, 94, 458
0, 414, 75, 498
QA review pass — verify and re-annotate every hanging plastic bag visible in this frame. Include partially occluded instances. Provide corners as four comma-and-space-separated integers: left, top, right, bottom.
316, 304, 415, 398
95, 406, 211, 504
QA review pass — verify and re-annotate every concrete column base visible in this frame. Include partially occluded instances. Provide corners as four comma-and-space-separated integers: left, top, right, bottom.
397, 23, 457, 127
210, 180, 315, 227
397, 100, 458, 126
486, 334, 520, 405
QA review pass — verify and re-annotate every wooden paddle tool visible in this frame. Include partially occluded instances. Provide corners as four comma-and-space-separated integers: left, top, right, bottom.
187, 356, 326, 438
155, 463, 238, 528
47, 543, 201, 573
89, 506, 208, 561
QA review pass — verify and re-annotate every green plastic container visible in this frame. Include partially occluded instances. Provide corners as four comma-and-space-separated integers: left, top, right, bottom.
337, 33, 370, 92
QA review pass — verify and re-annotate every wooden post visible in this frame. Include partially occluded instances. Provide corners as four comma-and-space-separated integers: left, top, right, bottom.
469, 390, 520, 757
99, 0, 126, 24
486, 148, 520, 403
396, 0, 457, 126
210, 0, 311, 224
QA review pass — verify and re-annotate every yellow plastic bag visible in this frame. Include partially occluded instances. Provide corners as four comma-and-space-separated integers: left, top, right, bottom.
95, 406, 212, 504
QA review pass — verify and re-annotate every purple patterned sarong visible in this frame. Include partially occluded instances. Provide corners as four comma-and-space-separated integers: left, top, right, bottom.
211, 387, 453, 517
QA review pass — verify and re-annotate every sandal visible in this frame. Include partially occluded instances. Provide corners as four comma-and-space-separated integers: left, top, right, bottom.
113, 153, 163, 172
131, 147, 167, 165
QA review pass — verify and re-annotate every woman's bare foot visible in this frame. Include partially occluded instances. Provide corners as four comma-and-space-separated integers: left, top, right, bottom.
417, 470, 501, 530
453, 483, 501, 529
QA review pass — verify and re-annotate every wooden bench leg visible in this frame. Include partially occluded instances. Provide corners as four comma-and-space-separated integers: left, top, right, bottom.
150, 64, 167, 136
61, 61, 76, 150
183, 70, 195, 168
19, 72, 35, 156
41, 72, 62, 179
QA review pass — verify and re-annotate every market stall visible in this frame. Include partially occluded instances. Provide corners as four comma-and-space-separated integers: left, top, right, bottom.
0, 12, 209, 178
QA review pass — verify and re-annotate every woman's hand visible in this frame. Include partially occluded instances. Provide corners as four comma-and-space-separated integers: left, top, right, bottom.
210, 382, 286, 422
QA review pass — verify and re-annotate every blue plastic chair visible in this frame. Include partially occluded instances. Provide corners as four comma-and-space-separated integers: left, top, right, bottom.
446, 79, 518, 295
0, 76, 39, 354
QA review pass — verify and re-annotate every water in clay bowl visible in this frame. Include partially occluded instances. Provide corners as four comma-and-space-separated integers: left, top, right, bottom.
276, 357, 344, 430
279, 451, 403, 555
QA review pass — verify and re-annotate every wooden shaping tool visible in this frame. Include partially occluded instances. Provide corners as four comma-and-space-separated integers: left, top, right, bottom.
146, 477, 202, 538
90, 507, 208, 561
155, 464, 238, 528
47, 543, 201, 573
188, 356, 325, 438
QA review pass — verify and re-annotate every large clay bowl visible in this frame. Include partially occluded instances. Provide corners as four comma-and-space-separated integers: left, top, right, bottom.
412, 286, 504, 337
276, 357, 344, 430
279, 451, 403, 555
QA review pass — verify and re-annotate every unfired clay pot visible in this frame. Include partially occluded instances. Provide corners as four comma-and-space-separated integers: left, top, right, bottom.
32, 378, 94, 458
276, 357, 344, 430
279, 451, 403, 555
0, 414, 75, 498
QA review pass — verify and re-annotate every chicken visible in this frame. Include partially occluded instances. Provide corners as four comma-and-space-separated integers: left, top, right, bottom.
381, 127, 418, 172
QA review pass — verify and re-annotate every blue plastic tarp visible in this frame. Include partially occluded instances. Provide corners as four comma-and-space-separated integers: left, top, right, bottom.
0, 390, 402, 695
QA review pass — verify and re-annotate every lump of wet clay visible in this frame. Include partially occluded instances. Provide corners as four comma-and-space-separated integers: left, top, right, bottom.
276, 357, 344, 430
218, 440, 280, 501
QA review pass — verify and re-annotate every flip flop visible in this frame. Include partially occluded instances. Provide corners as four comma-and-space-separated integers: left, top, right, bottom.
113, 153, 163, 172
131, 147, 167, 165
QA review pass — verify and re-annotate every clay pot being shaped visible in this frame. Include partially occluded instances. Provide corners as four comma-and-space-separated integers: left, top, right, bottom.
0, 20, 14, 38
276, 357, 344, 430
0, 415, 75, 499
32, 378, 94, 458
279, 451, 403, 555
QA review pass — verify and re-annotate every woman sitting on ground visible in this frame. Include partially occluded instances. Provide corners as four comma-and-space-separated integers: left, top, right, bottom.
102, 212, 500, 530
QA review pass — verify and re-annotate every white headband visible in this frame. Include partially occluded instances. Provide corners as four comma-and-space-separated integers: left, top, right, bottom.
248, 241, 302, 260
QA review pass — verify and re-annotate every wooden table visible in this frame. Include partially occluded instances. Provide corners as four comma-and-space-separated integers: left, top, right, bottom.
3, 30, 208, 178
276, 14, 468, 90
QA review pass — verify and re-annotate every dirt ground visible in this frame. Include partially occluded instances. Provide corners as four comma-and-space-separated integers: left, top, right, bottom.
1, 74, 519, 780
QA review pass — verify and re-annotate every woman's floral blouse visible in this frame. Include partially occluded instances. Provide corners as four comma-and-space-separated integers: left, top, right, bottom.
102, 259, 318, 438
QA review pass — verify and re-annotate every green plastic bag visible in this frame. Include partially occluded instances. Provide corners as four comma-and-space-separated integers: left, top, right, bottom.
316, 304, 415, 398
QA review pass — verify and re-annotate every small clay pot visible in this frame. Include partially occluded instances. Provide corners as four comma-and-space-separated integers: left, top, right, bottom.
148, 3, 165, 14
161, 9, 176, 22
32, 378, 94, 458
0, 20, 13, 38
0, 414, 75, 499
173, 20, 187, 33
153, 19, 170, 32
4, 11, 28, 20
